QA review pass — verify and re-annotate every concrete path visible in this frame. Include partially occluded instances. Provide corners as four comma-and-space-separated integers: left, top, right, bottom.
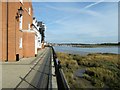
2, 47, 57, 89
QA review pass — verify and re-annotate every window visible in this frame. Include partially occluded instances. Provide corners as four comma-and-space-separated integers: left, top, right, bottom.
19, 16, 23, 30
19, 38, 22, 48
28, 23, 31, 30
28, 7, 31, 15
19, 0, 23, 4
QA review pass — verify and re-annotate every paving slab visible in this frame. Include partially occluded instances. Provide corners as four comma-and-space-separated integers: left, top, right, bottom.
2, 48, 48, 88
2, 47, 58, 89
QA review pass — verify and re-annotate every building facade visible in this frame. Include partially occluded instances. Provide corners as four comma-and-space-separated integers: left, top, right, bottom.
32, 17, 42, 56
32, 17, 46, 56
0, 1, 35, 62
37, 21, 46, 49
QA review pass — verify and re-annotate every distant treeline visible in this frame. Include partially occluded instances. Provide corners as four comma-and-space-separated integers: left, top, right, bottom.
51, 42, 120, 46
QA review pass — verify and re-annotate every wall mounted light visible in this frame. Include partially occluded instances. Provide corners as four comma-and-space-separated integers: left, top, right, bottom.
18, 7, 23, 17
16, 7, 23, 21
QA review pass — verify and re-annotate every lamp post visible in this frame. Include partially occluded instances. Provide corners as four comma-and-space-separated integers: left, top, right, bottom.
16, 7, 23, 21
18, 7, 23, 17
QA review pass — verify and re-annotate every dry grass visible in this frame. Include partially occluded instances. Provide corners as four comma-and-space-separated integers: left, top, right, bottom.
56, 52, 120, 89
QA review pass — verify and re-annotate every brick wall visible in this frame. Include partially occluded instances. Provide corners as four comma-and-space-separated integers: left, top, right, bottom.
23, 31, 35, 57
1, 1, 34, 61
7, 2, 17, 61
1, 2, 7, 61
19, 30, 23, 59
0, 2, 2, 61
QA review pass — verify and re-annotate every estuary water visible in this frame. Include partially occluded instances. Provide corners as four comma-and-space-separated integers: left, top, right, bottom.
53, 46, 120, 55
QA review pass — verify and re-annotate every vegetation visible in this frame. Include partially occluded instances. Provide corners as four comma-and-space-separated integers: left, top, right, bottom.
56, 52, 120, 89
51, 42, 120, 47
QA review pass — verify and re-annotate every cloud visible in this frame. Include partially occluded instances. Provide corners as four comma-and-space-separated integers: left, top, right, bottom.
32, 2, 118, 43
46, 6, 118, 43
34, 2, 103, 26
46, 1, 104, 25
84, 0, 104, 9
45, 2, 103, 15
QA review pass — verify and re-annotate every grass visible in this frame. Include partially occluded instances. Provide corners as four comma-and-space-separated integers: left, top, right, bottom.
56, 52, 120, 89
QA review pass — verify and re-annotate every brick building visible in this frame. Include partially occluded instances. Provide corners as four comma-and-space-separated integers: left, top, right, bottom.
0, 1, 36, 62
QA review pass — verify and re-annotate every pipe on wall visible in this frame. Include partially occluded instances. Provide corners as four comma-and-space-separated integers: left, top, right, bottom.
6, 1, 8, 61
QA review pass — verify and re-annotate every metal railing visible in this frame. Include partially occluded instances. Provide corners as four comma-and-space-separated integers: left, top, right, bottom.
50, 46, 70, 90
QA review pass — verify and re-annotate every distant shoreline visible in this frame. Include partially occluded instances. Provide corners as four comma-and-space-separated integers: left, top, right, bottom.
71, 45, 120, 48
51, 42, 120, 48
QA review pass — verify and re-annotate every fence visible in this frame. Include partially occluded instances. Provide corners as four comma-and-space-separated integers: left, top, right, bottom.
50, 46, 70, 90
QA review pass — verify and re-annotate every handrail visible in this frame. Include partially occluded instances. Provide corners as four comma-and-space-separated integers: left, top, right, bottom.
59, 69, 70, 89
50, 46, 70, 90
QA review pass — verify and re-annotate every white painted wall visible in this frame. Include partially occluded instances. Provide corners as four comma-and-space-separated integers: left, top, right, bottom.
19, 16, 23, 30
33, 28, 41, 48
35, 35, 37, 55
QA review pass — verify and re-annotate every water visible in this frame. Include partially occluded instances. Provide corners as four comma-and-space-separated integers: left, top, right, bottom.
74, 69, 86, 78
53, 46, 120, 55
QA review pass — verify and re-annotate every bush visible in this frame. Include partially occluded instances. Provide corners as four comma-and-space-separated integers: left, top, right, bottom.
85, 67, 120, 88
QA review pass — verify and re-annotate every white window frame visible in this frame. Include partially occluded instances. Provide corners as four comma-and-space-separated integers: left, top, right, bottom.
19, 16, 23, 30
28, 23, 31, 30
19, 0, 23, 4
19, 38, 22, 48
28, 7, 31, 15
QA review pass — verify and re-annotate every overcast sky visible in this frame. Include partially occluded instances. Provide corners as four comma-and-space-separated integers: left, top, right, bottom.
32, 1, 118, 44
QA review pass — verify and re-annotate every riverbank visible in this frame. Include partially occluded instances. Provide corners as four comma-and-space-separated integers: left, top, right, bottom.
56, 52, 120, 89
72, 44, 120, 48
52, 42, 120, 48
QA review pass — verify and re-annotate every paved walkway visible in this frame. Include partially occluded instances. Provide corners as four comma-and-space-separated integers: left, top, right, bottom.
2, 47, 57, 89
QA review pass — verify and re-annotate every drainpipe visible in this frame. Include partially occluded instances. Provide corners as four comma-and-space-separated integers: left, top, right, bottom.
6, 1, 8, 62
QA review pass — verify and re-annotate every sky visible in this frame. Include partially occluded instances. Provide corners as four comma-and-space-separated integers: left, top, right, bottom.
32, 1, 118, 44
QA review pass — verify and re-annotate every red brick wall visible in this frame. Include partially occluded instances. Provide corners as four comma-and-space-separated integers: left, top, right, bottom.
1, 2, 34, 61
7, 2, 17, 61
0, 2, 2, 61
23, 31, 35, 57
23, 2, 33, 30
1, 2, 7, 61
